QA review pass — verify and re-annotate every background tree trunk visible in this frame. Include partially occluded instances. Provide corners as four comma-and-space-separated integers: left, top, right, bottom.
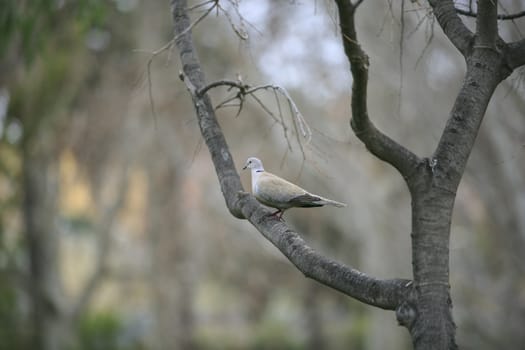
147, 144, 197, 350
22, 138, 65, 350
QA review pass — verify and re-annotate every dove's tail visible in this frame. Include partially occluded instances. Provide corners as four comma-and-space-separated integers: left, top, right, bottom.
319, 197, 347, 208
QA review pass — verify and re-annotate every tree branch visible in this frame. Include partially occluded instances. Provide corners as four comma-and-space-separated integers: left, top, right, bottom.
506, 38, 525, 69
428, 0, 474, 56
237, 193, 410, 309
335, 0, 421, 181
456, 7, 525, 20
171, 0, 411, 308
433, 0, 509, 190
172, 0, 244, 218
476, 0, 498, 47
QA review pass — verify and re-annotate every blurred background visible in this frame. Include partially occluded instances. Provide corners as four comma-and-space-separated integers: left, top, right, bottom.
0, 0, 524, 349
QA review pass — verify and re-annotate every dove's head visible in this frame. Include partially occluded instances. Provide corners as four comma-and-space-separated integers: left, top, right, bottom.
243, 157, 264, 171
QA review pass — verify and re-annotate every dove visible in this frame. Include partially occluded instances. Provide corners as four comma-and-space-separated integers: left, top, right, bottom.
242, 157, 346, 218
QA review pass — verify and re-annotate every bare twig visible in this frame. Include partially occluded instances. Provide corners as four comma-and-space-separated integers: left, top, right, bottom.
272, 89, 292, 151
455, 7, 525, 20
398, 0, 406, 115
248, 93, 281, 124
196, 79, 312, 151
416, 10, 435, 67
217, 1, 249, 40
187, 0, 215, 12
135, 0, 219, 126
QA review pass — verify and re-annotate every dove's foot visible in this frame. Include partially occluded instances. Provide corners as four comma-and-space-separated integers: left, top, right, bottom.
269, 209, 285, 221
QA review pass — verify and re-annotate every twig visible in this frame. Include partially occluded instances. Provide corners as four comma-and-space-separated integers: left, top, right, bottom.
137, 1, 219, 126
248, 93, 281, 124
198, 80, 312, 143
455, 7, 525, 20
218, 1, 249, 40
193, 79, 313, 158
415, 13, 435, 68
187, 0, 215, 12
272, 89, 292, 151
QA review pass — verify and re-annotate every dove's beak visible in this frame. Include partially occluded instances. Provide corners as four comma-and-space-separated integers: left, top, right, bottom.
242, 164, 248, 170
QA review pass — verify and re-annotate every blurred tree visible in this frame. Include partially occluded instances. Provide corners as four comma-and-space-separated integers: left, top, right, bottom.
170, 1, 525, 349
145, 134, 197, 350
0, 1, 119, 349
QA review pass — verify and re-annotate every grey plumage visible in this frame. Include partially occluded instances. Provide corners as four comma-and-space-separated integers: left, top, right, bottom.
242, 157, 346, 218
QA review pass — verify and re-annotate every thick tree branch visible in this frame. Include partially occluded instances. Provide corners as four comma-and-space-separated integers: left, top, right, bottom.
433, 0, 510, 190
172, 0, 244, 218
428, 0, 474, 56
335, 0, 421, 181
477, 0, 498, 47
171, 0, 411, 309
237, 193, 410, 309
506, 39, 525, 69
432, 66, 503, 189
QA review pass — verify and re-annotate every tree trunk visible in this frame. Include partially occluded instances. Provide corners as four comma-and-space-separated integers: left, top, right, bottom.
22, 141, 65, 350
406, 174, 457, 349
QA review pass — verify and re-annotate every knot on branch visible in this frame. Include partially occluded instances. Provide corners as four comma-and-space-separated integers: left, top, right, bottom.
396, 300, 417, 329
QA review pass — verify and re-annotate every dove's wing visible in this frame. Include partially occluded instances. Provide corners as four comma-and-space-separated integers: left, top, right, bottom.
254, 172, 325, 209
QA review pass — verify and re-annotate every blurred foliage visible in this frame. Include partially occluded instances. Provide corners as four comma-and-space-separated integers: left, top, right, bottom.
0, 0, 107, 64
194, 320, 304, 350
61, 214, 95, 234
0, 1, 112, 350
9, 47, 76, 147
73, 311, 142, 350
250, 321, 304, 350
0, 271, 27, 350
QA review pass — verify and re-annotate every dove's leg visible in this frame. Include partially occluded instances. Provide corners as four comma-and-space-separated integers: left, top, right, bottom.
270, 209, 284, 220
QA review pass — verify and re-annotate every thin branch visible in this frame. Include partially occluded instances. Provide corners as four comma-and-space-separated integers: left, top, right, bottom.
135, 0, 219, 128
272, 89, 293, 152
416, 11, 435, 68
498, 1, 524, 38
217, 1, 249, 40
134, 40, 174, 127
455, 7, 525, 20
248, 93, 281, 124
196, 79, 312, 147
187, 0, 215, 12
197, 79, 250, 96
428, 0, 474, 56
335, 0, 421, 182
